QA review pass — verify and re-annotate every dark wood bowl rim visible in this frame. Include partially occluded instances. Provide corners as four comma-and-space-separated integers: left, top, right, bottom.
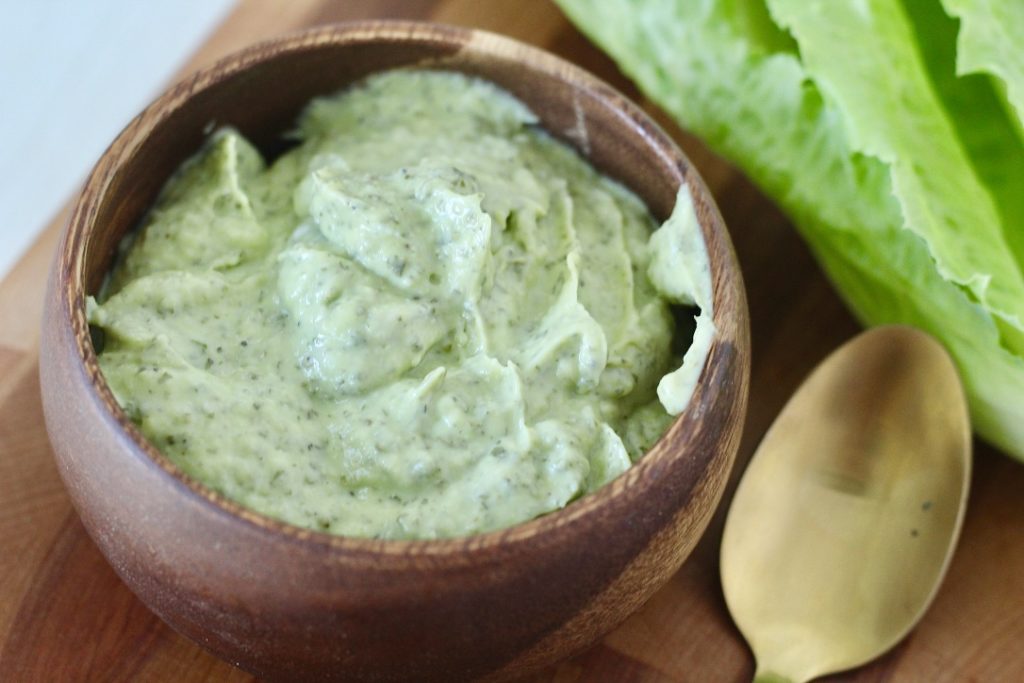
60, 20, 739, 558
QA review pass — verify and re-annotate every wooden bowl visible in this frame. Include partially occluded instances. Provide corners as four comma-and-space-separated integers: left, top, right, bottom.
39, 21, 749, 682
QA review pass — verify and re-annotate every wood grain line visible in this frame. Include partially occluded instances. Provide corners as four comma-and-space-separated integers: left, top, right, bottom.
0, 356, 71, 645
308, 0, 439, 26
0, 345, 26, 397
0, 208, 67, 352
0, 513, 167, 682
431, 0, 566, 44
0, 349, 38, 405
547, 643, 679, 683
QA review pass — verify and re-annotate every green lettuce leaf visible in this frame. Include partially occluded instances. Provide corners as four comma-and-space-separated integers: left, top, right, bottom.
766, 0, 1024, 341
941, 0, 1024, 131
556, 0, 1024, 460
905, 0, 1024, 270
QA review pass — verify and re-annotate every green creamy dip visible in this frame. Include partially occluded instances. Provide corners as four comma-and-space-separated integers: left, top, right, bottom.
88, 70, 714, 539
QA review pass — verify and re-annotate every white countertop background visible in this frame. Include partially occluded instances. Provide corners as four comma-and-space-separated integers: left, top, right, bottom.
0, 0, 236, 279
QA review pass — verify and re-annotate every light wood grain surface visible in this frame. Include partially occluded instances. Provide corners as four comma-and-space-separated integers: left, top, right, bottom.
2, 1, 1023, 681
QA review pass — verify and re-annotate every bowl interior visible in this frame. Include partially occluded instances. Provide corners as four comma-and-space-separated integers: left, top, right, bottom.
68, 22, 741, 554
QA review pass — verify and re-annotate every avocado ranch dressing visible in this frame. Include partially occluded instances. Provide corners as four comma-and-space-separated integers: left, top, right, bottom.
87, 70, 714, 540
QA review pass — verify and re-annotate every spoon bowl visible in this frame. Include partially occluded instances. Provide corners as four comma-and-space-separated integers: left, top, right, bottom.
721, 325, 970, 683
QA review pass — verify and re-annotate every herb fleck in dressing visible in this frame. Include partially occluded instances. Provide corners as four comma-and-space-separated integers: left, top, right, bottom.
87, 70, 714, 539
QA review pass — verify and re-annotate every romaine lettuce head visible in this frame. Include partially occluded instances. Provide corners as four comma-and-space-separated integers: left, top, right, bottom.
556, 0, 1024, 460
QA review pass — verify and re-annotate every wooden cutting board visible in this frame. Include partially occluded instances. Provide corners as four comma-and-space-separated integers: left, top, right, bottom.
2, 1, 1023, 680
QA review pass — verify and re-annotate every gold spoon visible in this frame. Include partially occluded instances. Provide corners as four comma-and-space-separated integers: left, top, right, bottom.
721, 326, 971, 683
